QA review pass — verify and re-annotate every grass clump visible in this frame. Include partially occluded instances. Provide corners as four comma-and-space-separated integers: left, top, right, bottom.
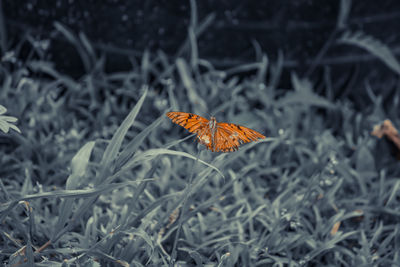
1, 7, 400, 267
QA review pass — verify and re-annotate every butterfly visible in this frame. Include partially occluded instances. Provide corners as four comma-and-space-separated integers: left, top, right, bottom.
166, 111, 265, 152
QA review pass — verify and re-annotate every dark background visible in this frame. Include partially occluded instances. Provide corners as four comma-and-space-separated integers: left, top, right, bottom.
4, 1, 400, 71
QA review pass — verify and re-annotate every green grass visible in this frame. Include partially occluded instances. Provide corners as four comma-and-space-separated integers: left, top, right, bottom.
1, 8, 400, 267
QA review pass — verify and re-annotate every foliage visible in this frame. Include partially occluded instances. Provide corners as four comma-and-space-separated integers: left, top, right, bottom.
0, 105, 21, 134
338, 31, 400, 75
1, 4, 400, 267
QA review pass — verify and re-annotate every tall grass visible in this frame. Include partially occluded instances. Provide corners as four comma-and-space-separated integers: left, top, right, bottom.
1, 2, 400, 266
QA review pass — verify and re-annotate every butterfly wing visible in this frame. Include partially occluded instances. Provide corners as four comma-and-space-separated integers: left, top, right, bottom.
213, 126, 240, 152
196, 126, 214, 151
166, 112, 265, 152
214, 122, 266, 152
166, 112, 209, 134
166, 111, 214, 150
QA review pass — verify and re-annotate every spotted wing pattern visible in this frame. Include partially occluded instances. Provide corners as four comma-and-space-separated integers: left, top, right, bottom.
166, 112, 209, 135
166, 112, 265, 152
214, 122, 266, 152
195, 125, 214, 151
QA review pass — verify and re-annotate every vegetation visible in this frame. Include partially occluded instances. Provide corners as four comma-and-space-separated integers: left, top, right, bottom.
1, 1, 400, 266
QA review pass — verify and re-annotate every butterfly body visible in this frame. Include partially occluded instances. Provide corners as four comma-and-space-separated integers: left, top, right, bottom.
166, 112, 265, 152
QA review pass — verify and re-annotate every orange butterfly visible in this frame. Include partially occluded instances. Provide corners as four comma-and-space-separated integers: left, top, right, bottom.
166, 111, 265, 152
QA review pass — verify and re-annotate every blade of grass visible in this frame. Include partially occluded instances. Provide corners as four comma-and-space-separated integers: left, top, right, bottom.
52, 88, 148, 241
54, 22, 92, 72
176, 58, 207, 112
79, 31, 96, 66
116, 148, 224, 180
141, 49, 150, 85
114, 112, 164, 172
175, 13, 215, 58
189, 27, 199, 69
337, 0, 352, 30
52, 141, 95, 240
170, 149, 201, 262
96, 86, 148, 185
338, 31, 400, 75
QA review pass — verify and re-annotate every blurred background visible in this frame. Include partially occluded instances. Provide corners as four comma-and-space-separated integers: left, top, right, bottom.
4, 0, 400, 98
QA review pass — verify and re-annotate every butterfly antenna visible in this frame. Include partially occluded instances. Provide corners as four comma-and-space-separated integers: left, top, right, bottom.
211, 108, 229, 120
203, 110, 212, 119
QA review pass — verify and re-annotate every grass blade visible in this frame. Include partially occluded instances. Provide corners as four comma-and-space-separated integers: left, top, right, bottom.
96, 86, 148, 185
338, 31, 400, 75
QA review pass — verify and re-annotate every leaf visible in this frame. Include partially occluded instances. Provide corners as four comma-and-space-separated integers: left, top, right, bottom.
175, 12, 216, 57
338, 31, 400, 75
4, 180, 154, 204
68, 141, 95, 189
189, 26, 199, 68
176, 58, 207, 112
96, 86, 148, 185
356, 145, 375, 173
141, 49, 150, 84
79, 31, 96, 66
0, 105, 21, 134
337, 0, 352, 29
277, 73, 336, 109
54, 141, 96, 240
54, 21, 92, 71
115, 114, 164, 172
112, 148, 224, 183
28, 60, 78, 89
268, 49, 284, 91
0, 105, 6, 114
386, 180, 400, 206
